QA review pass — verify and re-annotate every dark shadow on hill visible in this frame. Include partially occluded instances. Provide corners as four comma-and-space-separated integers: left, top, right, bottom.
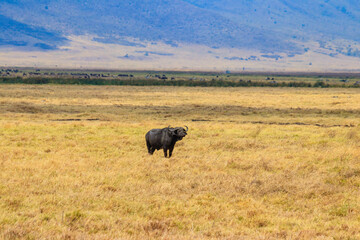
0, 14, 67, 50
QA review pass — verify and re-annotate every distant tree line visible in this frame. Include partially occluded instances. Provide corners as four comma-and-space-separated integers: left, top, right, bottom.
0, 77, 358, 88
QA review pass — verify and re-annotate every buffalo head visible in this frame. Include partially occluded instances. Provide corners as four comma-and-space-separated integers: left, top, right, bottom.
169, 126, 188, 140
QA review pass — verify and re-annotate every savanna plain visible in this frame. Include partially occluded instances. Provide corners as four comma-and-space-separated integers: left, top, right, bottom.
0, 84, 359, 239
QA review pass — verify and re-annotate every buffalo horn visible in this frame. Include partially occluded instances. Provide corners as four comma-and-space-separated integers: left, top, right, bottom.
184, 125, 188, 132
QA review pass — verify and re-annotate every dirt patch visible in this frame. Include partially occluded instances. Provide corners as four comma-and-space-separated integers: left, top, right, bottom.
6, 103, 44, 114
2, 102, 82, 114
51, 118, 101, 122
191, 119, 356, 128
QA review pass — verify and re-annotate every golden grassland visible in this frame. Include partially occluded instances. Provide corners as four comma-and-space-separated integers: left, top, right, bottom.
0, 85, 360, 239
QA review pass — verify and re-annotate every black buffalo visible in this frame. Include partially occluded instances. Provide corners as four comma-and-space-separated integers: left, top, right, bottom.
145, 126, 188, 158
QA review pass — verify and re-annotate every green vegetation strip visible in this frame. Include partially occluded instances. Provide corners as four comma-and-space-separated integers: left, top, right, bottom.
0, 77, 359, 88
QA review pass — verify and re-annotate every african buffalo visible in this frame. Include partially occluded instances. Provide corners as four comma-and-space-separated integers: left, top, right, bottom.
145, 126, 188, 158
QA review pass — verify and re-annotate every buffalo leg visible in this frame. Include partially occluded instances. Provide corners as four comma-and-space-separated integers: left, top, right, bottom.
149, 147, 155, 155
169, 146, 174, 158
146, 141, 154, 155
163, 148, 168, 158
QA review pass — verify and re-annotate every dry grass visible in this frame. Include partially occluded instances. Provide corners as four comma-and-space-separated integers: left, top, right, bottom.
0, 85, 359, 239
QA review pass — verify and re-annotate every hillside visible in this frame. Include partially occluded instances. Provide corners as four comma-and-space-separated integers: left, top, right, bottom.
185, 0, 360, 41
0, 0, 297, 52
0, 0, 359, 71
